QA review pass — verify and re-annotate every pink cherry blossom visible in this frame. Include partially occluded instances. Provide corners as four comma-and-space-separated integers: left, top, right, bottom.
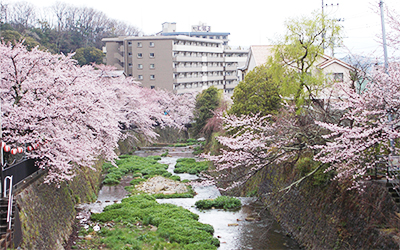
0, 42, 194, 183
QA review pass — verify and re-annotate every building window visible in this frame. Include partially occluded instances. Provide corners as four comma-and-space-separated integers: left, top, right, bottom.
138, 64, 143, 69
137, 53, 143, 58
150, 64, 155, 69
128, 41, 132, 46
138, 75, 143, 80
128, 52, 132, 57
150, 75, 155, 80
149, 42, 155, 47
151, 86, 155, 89
128, 63, 132, 67
137, 42, 142, 47
149, 53, 155, 58
333, 73, 344, 82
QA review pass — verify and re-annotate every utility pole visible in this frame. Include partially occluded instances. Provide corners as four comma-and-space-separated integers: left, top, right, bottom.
379, 1, 394, 156
380, 0, 389, 72
322, 1, 341, 56
322, 0, 325, 51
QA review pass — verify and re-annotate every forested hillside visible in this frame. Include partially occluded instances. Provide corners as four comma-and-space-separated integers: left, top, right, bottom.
0, 1, 139, 58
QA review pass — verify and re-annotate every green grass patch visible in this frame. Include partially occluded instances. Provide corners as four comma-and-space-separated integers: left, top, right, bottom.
174, 158, 210, 175
102, 155, 168, 185
88, 194, 219, 249
195, 196, 242, 210
167, 138, 203, 148
153, 185, 195, 199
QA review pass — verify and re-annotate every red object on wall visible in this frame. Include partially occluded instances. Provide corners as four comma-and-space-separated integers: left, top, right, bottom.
10, 148, 17, 155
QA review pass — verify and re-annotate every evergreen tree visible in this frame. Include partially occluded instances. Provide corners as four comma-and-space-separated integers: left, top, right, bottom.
229, 65, 281, 117
192, 86, 221, 137
73, 47, 104, 66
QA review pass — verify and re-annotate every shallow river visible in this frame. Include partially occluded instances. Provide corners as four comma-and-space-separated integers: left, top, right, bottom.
80, 147, 301, 250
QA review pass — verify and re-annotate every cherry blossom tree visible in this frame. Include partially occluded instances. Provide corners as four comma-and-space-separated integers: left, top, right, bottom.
314, 63, 400, 187
202, 63, 400, 190
0, 42, 194, 183
202, 106, 307, 191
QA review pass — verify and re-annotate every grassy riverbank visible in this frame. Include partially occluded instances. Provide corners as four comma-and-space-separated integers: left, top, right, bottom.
72, 154, 220, 249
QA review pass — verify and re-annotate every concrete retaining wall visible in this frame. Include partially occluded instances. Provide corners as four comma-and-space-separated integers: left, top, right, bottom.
14, 161, 102, 250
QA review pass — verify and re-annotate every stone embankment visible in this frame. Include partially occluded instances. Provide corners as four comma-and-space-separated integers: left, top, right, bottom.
135, 176, 189, 195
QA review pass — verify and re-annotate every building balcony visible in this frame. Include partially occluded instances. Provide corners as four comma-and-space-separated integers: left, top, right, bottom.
174, 56, 204, 62
173, 45, 223, 53
225, 65, 237, 71
174, 77, 203, 84
207, 75, 224, 81
173, 66, 224, 73
174, 67, 203, 73
225, 75, 237, 80
209, 66, 224, 71
206, 57, 224, 62
225, 57, 247, 63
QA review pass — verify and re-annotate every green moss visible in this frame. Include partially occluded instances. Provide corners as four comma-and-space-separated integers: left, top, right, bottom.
195, 196, 241, 210
174, 158, 210, 175
74, 195, 81, 204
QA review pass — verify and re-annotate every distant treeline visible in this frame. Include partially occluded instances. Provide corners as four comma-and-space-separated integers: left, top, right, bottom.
0, 1, 139, 55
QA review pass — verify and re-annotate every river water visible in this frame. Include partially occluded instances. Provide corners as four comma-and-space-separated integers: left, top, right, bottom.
79, 147, 301, 250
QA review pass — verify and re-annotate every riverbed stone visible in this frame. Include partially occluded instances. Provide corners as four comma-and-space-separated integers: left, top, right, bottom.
135, 176, 188, 194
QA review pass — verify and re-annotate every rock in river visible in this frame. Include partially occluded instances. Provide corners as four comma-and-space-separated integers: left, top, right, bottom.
135, 176, 188, 194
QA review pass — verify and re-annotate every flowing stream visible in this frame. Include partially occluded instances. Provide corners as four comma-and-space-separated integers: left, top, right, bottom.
79, 147, 301, 249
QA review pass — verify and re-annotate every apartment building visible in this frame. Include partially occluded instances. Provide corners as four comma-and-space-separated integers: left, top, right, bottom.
102, 23, 248, 94
159, 22, 230, 48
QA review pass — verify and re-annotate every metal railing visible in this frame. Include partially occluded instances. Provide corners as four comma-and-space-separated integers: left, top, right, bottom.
3, 176, 12, 230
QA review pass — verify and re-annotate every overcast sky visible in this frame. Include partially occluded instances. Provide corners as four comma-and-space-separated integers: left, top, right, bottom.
13, 0, 400, 59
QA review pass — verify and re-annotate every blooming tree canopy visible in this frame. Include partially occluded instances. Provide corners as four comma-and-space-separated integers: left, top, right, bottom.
314, 63, 400, 186
0, 42, 194, 183
203, 107, 305, 191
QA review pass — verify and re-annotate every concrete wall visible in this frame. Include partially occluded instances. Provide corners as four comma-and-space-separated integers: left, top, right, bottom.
15, 161, 103, 250
231, 165, 400, 249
